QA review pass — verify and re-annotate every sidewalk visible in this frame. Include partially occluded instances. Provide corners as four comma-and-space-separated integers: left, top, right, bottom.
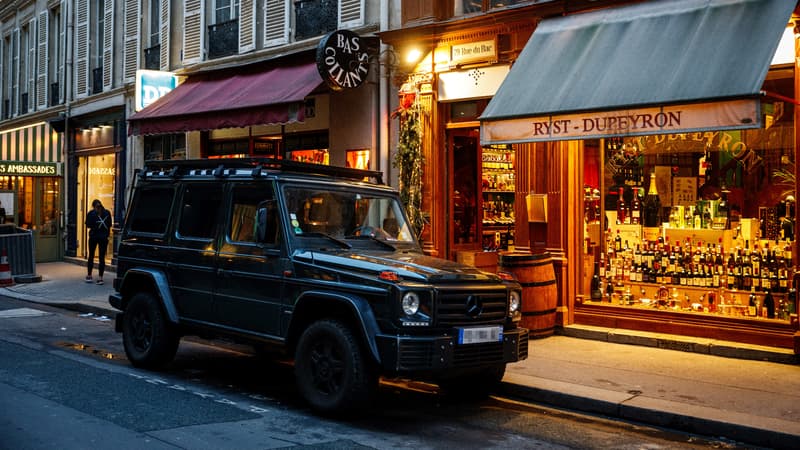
2, 262, 799, 449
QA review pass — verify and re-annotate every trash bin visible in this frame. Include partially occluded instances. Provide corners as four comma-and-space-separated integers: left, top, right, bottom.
499, 252, 557, 338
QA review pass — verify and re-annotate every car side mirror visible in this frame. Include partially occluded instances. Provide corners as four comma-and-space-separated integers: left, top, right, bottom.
255, 200, 278, 245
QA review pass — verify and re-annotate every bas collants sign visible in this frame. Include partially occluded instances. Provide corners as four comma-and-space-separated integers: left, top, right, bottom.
316, 30, 370, 91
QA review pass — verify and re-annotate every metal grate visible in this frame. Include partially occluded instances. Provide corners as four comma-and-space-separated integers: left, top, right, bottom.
397, 340, 433, 370
435, 288, 507, 327
453, 342, 505, 367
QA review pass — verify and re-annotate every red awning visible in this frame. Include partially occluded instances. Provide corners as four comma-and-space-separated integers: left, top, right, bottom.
128, 62, 323, 135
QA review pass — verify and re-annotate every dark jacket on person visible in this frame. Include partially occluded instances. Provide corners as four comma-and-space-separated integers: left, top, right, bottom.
86, 208, 112, 240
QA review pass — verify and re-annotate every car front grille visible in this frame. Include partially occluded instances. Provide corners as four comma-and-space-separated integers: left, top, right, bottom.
453, 342, 505, 367
435, 288, 508, 327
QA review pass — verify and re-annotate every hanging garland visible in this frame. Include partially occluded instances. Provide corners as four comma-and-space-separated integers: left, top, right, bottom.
392, 90, 426, 239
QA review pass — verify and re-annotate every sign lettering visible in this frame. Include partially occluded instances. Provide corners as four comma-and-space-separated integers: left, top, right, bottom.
481, 99, 760, 145
317, 30, 371, 91
135, 70, 178, 112
0, 162, 59, 176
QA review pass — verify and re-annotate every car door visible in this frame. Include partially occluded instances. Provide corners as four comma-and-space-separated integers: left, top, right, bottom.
168, 182, 224, 323
214, 182, 286, 337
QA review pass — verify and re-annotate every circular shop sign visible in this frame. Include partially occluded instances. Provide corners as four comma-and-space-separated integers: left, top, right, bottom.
317, 30, 370, 91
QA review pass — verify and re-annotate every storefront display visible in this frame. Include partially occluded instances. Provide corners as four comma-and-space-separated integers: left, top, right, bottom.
582, 119, 797, 325
481, 145, 515, 250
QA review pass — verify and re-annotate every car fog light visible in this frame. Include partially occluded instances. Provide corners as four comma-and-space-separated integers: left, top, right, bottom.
509, 291, 521, 313
401, 292, 420, 315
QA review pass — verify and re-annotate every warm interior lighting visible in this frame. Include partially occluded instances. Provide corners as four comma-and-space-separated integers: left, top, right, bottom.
771, 26, 795, 66
406, 48, 422, 64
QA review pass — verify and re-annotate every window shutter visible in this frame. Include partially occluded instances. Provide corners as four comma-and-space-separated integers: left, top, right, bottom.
183, 0, 204, 63
238, 0, 255, 53
263, 0, 288, 47
36, 11, 48, 109
123, 0, 139, 81
12, 28, 19, 115
59, 0, 66, 103
74, 0, 89, 98
102, 0, 114, 89
28, 19, 37, 109
159, 0, 170, 70
338, 0, 364, 28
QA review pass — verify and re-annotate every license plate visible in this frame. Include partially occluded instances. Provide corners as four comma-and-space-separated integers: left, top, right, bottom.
457, 326, 503, 345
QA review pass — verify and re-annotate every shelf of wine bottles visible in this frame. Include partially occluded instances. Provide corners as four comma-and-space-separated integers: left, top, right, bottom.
589, 235, 796, 321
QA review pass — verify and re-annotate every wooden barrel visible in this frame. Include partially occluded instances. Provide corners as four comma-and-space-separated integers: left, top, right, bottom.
499, 252, 558, 338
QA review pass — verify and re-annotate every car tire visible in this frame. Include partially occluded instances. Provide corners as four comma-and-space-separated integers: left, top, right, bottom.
438, 364, 506, 400
294, 319, 377, 414
122, 292, 180, 369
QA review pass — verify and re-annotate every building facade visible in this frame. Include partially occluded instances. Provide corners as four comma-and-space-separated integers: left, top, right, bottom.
381, 0, 800, 353
0, 0, 397, 264
0, 0, 68, 262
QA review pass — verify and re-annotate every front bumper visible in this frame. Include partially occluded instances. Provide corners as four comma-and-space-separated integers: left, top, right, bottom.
375, 327, 529, 374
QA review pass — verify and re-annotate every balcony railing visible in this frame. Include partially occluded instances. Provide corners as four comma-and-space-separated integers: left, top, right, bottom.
19, 93, 28, 115
144, 44, 161, 70
2, 99, 10, 120
91, 67, 103, 95
50, 82, 60, 107
295, 0, 337, 41
207, 19, 238, 59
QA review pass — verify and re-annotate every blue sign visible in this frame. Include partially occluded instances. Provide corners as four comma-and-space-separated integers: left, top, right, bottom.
135, 70, 178, 111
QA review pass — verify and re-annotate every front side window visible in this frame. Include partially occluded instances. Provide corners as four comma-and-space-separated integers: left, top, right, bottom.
177, 184, 224, 239
228, 184, 278, 246
282, 185, 416, 249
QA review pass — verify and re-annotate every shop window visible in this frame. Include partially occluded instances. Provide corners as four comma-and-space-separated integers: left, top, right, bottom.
177, 184, 224, 239
582, 69, 796, 322
145, 134, 186, 160
207, 139, 248, 159
449, 100, 487, 122
129, 187, 174, 235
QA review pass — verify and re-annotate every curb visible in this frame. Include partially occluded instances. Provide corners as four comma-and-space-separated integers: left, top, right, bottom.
559, 325, 799, 365
498, 373, 800, 450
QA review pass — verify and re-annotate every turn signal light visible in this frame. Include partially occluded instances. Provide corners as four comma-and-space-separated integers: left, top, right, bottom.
379, 271, 400, 281
497, 271, 516, 281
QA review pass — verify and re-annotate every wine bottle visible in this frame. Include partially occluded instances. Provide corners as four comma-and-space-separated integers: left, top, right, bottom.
643, 172, 661, 228
763, 289, 775, 319
591, 261, 602, 300
748, 288, 757, 317
616, 188, 628, 225
631, 188, 642, 225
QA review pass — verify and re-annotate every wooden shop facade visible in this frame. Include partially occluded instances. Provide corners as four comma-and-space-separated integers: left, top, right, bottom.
381, 0, 800, 354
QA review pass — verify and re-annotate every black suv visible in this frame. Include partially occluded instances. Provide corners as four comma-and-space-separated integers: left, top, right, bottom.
109, 158, 528, 412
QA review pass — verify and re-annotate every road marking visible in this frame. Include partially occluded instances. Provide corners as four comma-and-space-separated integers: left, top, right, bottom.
0, 307, 51, 318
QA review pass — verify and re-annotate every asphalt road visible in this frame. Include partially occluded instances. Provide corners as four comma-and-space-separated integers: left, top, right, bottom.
0, 296, 751, 450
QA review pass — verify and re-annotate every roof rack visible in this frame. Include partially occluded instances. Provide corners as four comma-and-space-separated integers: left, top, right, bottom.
140, 158, 383, 184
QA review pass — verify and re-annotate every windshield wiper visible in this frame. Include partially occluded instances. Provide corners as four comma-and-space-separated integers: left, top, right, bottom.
346, 235, 397, 251
299, 232, 352, 249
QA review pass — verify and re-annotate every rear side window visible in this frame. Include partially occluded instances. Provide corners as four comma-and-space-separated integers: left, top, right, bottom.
128, 187, 174, 235
177, 184, 224, 239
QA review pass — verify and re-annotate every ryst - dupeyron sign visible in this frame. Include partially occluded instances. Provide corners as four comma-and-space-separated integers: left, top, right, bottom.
317, 30, 370, 91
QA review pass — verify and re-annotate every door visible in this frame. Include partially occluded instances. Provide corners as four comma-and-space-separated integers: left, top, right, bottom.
35, 177, 62, 262
214, 182, 285, 337
168, 183, 224, 323
447, 127, 481, 259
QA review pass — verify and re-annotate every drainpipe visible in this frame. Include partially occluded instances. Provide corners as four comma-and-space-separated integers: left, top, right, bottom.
378, 0, 391, 184
63, 0, 76, 257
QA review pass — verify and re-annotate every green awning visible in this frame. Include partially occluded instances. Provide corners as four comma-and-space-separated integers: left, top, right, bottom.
480, 0, 796, 144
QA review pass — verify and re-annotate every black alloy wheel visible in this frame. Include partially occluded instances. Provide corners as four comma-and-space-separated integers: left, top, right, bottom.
122, 292, 180, 369
295, 319, 376, 414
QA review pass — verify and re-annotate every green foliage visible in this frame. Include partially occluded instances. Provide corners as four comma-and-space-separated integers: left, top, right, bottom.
392, 102, 426, 238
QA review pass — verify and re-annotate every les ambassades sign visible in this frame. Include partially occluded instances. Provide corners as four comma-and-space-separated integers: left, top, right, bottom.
0, 162, 59, 176
481, 98, 760, 144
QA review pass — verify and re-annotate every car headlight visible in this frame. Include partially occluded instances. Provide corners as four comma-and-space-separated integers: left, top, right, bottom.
509, 290, 521, 314
401, 292, 420, 316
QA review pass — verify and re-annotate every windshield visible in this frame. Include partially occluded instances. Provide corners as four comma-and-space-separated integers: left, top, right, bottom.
282, 185, 417, 246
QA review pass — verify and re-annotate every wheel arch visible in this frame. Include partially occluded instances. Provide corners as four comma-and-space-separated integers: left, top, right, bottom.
119, 268, 180, 324
287, 291, 382, 365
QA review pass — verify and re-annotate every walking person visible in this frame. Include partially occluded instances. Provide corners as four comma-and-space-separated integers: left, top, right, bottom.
86, 199, 112, 284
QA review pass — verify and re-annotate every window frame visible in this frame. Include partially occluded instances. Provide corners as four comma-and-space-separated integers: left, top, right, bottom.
126, 186, 176, 236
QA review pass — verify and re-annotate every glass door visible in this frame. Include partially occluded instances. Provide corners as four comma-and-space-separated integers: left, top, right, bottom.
35, 177, 61, 261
